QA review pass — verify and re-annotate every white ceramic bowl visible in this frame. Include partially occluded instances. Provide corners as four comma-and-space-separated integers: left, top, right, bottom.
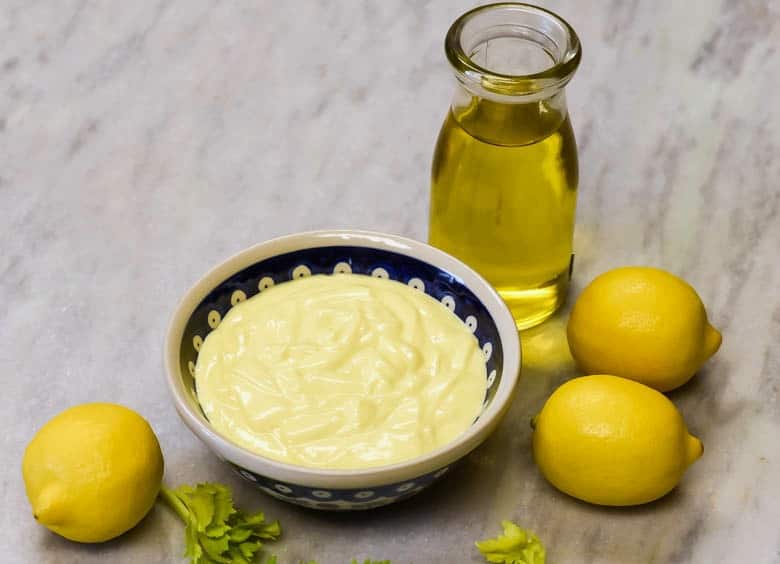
164, 230, 521, 510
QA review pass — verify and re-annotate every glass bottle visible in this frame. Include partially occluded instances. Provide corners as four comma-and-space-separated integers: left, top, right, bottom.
429, 3, 582, 330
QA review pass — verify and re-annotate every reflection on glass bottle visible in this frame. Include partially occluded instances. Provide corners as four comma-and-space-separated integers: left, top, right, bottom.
429, 3, 582, 330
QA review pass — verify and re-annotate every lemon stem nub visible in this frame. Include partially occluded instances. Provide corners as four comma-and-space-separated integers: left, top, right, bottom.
704, 324, 723, 358
686, 435, 704, 465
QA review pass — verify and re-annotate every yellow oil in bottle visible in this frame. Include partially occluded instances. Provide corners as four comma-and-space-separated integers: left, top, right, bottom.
429, 97, 578, 330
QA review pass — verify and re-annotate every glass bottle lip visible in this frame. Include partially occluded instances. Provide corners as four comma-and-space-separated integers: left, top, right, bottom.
445, 2, 581, 98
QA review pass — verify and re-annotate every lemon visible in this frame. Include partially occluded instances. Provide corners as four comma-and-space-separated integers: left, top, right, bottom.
22, 403, 164, 543
532, 375, 703, 506
567, 266, 722, 391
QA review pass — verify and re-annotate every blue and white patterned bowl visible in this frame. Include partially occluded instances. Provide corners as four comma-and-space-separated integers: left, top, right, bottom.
164, 230, 521, 510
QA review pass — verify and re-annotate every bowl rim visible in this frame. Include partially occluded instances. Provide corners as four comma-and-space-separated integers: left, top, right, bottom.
164, 229, 521, 489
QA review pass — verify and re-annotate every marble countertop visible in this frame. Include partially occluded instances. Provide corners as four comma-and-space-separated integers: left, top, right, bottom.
2, 1, 779, 562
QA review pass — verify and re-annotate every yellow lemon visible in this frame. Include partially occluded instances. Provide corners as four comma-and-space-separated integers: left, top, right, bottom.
532, 375, 703, 506
22, 403, 164, 543
567, 266, 722, 391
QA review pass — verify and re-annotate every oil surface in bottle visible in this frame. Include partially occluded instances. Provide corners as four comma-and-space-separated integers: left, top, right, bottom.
429, 97, 578, 330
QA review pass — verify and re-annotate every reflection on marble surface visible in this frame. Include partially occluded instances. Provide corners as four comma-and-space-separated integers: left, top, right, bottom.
1, 0, 778, 562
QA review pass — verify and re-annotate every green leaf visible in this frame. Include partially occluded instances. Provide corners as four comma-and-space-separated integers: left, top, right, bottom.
184, 518, 203, 560
226, 546, 250, 564
179, 485, 217, 533
475, 520, 546, 564
160, 483, 282, 564
266, 557, 278, 564
228, 526, 254, 543
210, 483, 237, 526
241, 511, 266, 525
198, 533, 231, 562
238, 540, 262, 559
205, 523, 231, 538
234, 511, 281, 542
255, 521, 282, 541
197, 554, 222, 564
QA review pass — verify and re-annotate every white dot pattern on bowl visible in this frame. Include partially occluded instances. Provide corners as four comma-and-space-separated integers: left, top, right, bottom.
371, 267, 389, 279
258, 276, 275, 291
207, 310, 222, 329
333, 262, 352, 274
407, 277, 425, 291
487, 369, 497, 389
465, 315, 478, 333
312, 490, 332, 499
187, 360, 195, 376
193, 335, 203, 352
441, 295, 456, 311
239, 470, 257, 482
292, 265, 312, 279
230, 289, 247, 306
354, 490, 375, 499
274, 484, 292, 494
483, 342, 493, 361
396, 482, 416, 493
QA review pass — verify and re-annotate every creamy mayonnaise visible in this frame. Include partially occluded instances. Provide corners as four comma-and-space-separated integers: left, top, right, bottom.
195, 274, 487, 469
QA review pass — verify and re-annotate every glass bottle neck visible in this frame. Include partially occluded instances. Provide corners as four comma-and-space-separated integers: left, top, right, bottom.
444, 3, 580, 147
450, 84, 568, 147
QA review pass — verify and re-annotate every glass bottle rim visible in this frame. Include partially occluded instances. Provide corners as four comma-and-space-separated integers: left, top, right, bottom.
445, 2, 581, 97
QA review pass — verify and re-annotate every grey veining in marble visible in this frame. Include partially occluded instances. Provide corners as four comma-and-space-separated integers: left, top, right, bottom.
2, 1, 779, 562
